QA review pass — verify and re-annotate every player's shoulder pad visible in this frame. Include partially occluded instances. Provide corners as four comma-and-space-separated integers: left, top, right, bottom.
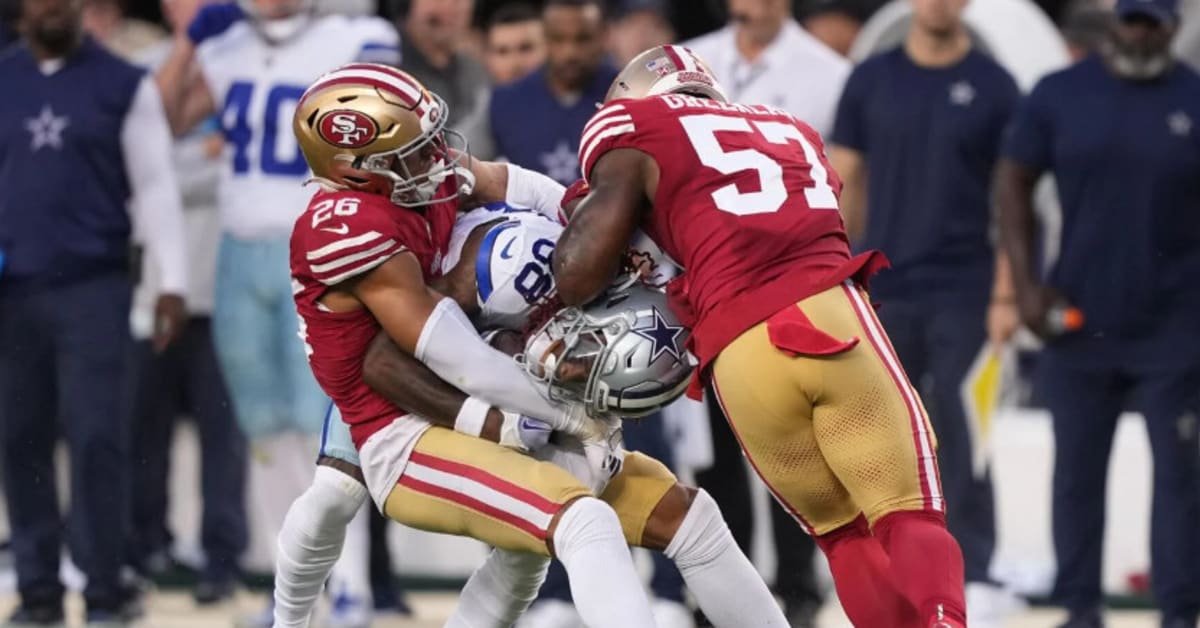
578, 99, 651, 184
298, 190, 411, 286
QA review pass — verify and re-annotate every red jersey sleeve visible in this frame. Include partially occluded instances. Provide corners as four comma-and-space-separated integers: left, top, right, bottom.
578, 101, 644, 185
297, 191, 411, 286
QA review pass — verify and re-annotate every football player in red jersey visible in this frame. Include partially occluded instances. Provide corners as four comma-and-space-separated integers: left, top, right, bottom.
287, 63, 659, 628
550, 45, 969, 628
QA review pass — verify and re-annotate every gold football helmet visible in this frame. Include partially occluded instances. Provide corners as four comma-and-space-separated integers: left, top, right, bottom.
604, 45, 728, 104
293, 63, 473, 208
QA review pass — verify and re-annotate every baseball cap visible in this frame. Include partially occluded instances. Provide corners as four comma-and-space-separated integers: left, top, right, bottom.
1115, 0, 1179, 24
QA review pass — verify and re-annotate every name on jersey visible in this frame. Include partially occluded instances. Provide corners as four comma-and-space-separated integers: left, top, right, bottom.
661, 94, 790, 119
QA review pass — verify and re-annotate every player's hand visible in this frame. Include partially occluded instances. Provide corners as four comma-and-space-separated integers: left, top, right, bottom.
186, 1, 244, 45
153, 293, 187, 353
986, 299, 1020, 351
497, 412, 552, 452
580, 418, 624, 491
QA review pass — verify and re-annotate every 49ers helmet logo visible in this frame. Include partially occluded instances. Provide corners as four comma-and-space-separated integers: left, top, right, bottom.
316, 110, 379, 148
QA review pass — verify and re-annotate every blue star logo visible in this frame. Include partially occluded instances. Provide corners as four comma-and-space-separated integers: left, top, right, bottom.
632, 307, 685, 363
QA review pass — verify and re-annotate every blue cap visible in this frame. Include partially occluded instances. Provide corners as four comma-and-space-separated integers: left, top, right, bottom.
1116, 0, 1179, 24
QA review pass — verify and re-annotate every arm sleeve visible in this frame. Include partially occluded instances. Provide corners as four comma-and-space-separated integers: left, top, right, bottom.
353, 18, 401, 65
829, 64, 869, 152
1000, 79, 1054, 171
414, 298, 564, 424
122, 75, 188, 295
504, 164, 567, 224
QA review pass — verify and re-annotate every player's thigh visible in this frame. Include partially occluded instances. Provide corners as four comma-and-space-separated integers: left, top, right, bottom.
599, 451, 678, 546
800, 282, 942, 525
384, 427, 591, 556
710, 324, 858, 536
212, 235, 283, 437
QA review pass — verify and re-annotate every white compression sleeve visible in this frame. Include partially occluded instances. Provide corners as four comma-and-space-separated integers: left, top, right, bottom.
664, 490, 788, 627
445, 549, 550, 628
415, 298, 565, 425
273, 466, 370, 628
553, 497, 656, 628
504, 163, 567, 224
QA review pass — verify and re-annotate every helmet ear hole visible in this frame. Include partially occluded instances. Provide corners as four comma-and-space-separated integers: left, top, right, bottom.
305, 110, 319, 128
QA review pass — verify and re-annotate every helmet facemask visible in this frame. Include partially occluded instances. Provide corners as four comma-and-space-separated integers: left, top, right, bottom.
346, 93, 475, 208
520, 282, 694, 419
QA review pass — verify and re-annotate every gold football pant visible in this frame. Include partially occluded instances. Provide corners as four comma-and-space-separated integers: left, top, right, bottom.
711, 281, 943, 536
382, 427, 678, 554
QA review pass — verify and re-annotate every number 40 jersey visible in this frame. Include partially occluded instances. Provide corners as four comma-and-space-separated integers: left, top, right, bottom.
198, 15, 399, 239
577, 94, 886, 390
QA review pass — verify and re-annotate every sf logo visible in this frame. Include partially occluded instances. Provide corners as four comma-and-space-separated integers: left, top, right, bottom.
317, 109, 379, 149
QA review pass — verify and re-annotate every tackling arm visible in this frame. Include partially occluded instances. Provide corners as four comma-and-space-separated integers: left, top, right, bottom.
552, 148, 651, 306
350, 254, 597, 438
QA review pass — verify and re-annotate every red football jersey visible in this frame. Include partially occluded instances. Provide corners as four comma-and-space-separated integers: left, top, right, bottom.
290, 187, 458, 448
578, 95, 885, 391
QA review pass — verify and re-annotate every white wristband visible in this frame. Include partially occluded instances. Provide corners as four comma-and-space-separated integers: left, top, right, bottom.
453, 397, 491, 438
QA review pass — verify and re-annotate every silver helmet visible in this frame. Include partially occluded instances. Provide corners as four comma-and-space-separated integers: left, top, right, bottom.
521, 282, 695, 419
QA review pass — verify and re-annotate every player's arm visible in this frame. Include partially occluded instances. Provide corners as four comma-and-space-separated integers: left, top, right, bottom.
552, 148, 651, 306
362, 332, 530, 447
464, 158, 567, 223
349, 253, 597, 438
155, 37, 217, 136
829, 146, 867, 242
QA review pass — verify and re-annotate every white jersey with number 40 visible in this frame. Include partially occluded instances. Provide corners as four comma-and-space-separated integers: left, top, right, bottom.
198, 15, 399, 239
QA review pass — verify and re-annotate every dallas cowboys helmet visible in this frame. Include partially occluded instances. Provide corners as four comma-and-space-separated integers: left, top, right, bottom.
521, 283, 694, 419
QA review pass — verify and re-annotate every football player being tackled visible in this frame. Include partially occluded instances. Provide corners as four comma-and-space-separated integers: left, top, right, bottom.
552, 46, 969, 628
281, 63, 787, 627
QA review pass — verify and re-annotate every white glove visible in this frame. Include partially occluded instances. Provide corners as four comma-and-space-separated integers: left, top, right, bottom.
497, 412, 553, 452
581, 419, 625, 492
551, 402, 612, 441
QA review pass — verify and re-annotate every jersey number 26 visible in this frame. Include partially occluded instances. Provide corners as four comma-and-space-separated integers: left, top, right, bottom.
679, 114, 838, 217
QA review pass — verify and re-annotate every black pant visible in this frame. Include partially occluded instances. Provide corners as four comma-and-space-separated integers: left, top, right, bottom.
0, 273, 132, 610
127, 317, 247, 580
1037, 349, 1200, 621
695, 388, 823, 612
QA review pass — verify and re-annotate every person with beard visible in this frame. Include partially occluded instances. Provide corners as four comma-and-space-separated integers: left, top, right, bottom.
995, 0, 1200, 625
398, 0, 492, 158
0, 0, 188, 622
487, 0, 614, 186
828, 0, 1023, 625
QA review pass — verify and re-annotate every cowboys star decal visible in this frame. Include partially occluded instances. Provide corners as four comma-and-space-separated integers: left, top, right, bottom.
632, 307, 685, 363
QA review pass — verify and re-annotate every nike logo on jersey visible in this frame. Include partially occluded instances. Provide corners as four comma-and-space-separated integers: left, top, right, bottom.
321, 224, 350, 235
499, 237, 518, 260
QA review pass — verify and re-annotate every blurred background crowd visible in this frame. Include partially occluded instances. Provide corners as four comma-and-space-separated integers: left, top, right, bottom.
1, 0, 1199, 627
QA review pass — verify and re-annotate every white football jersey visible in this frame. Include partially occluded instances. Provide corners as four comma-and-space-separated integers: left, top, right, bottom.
198, 15, 399, 239
444, 205, 564, 331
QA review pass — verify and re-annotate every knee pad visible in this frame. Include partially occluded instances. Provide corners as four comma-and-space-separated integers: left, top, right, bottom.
553, 497, 624, 558
307, 465, 369, 528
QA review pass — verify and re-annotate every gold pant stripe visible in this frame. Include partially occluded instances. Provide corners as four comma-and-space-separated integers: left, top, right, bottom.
384, 428, 592, 555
